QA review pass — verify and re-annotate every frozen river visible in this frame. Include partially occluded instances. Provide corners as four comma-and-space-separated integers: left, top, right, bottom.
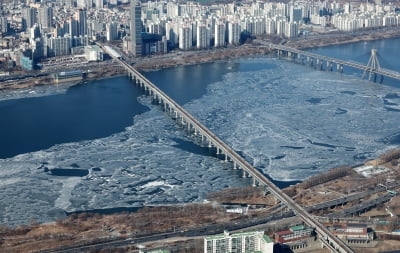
1, 38, 400, 226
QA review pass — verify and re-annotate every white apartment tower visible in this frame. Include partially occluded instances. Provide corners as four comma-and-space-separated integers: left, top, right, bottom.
196, 24, 209, 49
179, 24, 192, 50
96, 0, 103, 8
214, 20, 225, 47
266, 19, 276, 34
228, 21, 240, 45
285, 21, 298, 38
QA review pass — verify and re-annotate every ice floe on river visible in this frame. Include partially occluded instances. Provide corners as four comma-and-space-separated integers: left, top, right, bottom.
0, 57, 400, 225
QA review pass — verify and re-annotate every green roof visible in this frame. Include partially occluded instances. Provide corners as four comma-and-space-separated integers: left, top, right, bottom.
147, 250, 170, 253
262, 235, 273, 243
290, 225, 305, 231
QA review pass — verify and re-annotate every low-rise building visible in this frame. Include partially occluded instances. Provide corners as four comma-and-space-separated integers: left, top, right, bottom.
84, 45, 104, 61
274, 225, 314, 251
274, 225, 314, 244
328, 223, 374, 243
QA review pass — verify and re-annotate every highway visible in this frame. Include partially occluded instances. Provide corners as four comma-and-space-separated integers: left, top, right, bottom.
268, 43, 400, 80
328, 193, 394, 218
306, 180, 400, 212
99, 44, 354, 253
35, 209, 296, 253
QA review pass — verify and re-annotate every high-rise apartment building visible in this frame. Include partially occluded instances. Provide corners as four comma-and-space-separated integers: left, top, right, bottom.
0, 16, 7, 34
38, 6, 53, 29
179, 24, 192, 50
95, 0, 103, 9
266, 19, 276, 34
285, 21, 298, 38
214, 21, 225, 47
47, 36, 72, 57
106, 22, 118, 41
66, 18, 79, 37
130, 0, 143, 57
196, 23, 209, 49
22, 7, 36, 30
228, 21, 240, 45
75, 9, 87, 36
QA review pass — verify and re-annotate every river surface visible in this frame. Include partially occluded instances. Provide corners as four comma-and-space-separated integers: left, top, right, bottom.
0, 38, 400, 225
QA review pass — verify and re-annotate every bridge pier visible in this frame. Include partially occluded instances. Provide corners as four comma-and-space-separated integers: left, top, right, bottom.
337, 63, 343, 73
316, 59, 323, 70
252, 178, 258, 187
326, 61, 333, 71
307, 56, 313, 67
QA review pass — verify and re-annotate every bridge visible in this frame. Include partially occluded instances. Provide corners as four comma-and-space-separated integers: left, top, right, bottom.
267, 43, 400, 81
100, 44, 354, 253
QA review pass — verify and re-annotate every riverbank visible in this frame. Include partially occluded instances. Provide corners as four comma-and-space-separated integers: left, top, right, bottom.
1, 149, 400, 253
1, 28, 400, 92
285, 27, 400, 49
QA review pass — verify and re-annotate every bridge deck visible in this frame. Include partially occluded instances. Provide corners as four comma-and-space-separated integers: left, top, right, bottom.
269, 43, 400, 80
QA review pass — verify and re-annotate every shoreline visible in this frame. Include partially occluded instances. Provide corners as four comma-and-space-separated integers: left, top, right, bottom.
1, 28, 400, 92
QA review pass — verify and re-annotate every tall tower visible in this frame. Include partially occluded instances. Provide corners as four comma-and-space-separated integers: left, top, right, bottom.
22, 7, 36, 30
130, 0, 143, 57
38, 6, 53, 29
75, 9, 87, 36
362, 49, 382, 81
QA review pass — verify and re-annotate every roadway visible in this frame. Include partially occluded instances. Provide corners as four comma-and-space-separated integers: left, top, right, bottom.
306, 181, 400, 212
99, 44, 354, 253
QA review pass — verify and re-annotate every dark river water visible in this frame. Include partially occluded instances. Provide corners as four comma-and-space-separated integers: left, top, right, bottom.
1, 38, 400, 225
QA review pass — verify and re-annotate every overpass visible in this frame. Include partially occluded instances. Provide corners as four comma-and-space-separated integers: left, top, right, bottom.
267, 43, 400, 81
101, 45, 354, 253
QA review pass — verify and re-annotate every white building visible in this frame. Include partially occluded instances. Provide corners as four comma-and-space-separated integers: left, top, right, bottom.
204, 230, 274, 253
285, 21, 298, 38
179, 24, 192, 50
228, 21, 240, 45
84, 45, 103, 61
266, 19, 276, 34
214, 20, 225, 47
196, 23, 210, 49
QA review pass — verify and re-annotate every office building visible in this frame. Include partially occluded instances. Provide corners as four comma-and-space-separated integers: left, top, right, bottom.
75, 9, 88, 36
130, 0, 143, 57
